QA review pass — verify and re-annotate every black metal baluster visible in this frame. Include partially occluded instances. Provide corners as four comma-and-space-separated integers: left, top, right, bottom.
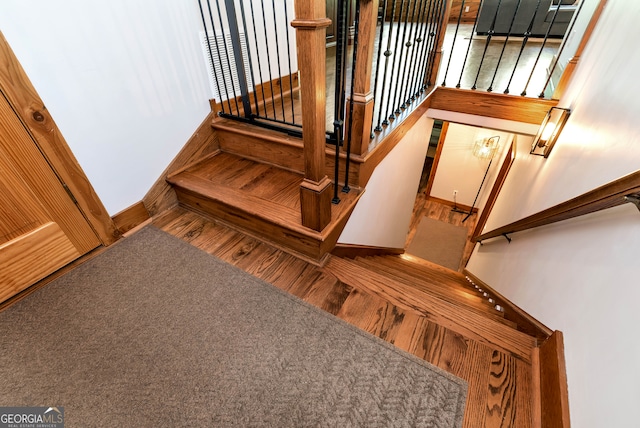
456, 0, 485, 88
390, 0, 410, 116
406, 0, 428, 102
399, 0, 421, 109
376, 0, 398, 129
425, 0, 447, 88
332, 0, 349, 204
387, 0, 406, 121
522, 0, 562, 96
371, 0, 388, 136
213, 0, 241, 113
238, 0, 260, 117
198, 0, 228, 113
259, 0, 277, 118
226, 0, 252, 117
247, 0, 267, 116
343, 0, 362, 194
412, 0, 435, 97
487, 0, 524, 92
442, 0, 466, 87
283, 0, 296, 123
471, 0, 504, 90
503, 0, 542, 94
271, 0, 286, 120
538, 0, 585, 98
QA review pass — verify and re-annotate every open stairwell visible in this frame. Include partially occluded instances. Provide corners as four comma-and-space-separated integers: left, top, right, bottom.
166, 118, 363, 265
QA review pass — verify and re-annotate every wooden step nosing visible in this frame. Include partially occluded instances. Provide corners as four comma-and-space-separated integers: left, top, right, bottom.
352, 258, 498, 310
325, 256, 537, 361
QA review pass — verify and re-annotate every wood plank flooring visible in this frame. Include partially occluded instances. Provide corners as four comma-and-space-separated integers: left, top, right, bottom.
154, 206, 535, 427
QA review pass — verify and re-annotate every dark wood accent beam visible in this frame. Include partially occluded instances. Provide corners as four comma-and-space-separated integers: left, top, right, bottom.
477, 169, 640, 242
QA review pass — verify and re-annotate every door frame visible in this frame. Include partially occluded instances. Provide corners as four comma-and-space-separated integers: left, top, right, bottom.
0, 32, 118, 246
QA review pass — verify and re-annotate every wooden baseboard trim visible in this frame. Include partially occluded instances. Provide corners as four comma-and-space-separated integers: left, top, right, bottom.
332, 244, 404, 258
427, 195, 478, 213
112, 201, 151, 235
463, 269, 552, 341
538, 331, 571, 428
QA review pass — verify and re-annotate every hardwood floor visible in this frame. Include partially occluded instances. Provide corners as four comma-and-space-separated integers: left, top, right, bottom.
154, 206, 535, 427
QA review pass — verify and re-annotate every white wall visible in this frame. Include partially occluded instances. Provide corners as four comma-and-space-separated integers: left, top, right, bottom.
429, 123, 513, 209
0, 0, 212, 215
338, 115, 433, 248
466, 2, 640, 426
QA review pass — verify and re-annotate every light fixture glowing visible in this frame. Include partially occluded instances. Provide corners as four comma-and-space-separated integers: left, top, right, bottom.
531, 107, 570, 157
472, 136, 500, 160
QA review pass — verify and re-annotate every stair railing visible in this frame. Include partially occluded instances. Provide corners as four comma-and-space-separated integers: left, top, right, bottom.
439, 0, 588, 99
475, 170, 640, 244
198, 0, 302, 136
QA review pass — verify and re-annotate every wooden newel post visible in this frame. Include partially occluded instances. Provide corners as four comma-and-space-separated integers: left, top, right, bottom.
428, 0, 453, 87
347, 0, 379, 156
291, 1, 333, 232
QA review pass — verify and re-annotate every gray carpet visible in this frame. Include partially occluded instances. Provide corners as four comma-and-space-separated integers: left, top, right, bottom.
407, 218, 468, 271
0, 226, 467, 427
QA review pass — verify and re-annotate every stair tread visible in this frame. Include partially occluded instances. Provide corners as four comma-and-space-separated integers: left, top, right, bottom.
324, 256, 537, 362
167, 152, 363, 263
352, 257, 499, 313
363, 255, 474, 293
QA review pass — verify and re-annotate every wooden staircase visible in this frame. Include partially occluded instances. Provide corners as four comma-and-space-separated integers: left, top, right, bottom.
323, 253, 538, 361
166, 121, 364, 264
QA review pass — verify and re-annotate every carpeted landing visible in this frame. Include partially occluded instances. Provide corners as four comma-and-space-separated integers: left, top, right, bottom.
0, 226, 467, 427
406, 217, 468, 271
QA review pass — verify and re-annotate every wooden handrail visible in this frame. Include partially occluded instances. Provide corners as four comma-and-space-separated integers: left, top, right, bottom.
292, 1, 333, 232
476, 170, 640, 243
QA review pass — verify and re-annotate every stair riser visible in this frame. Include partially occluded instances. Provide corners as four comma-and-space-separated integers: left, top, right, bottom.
216, 127, 361, 187
174, 187, 326, 263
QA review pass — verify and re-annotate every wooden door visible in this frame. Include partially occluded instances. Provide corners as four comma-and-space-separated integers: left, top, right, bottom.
0, 92, 101, 302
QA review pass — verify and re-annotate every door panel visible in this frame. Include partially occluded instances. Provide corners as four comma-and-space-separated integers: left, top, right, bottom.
0, 222, 79, 301
0, 92, 100, 303
0, 92, 100, 254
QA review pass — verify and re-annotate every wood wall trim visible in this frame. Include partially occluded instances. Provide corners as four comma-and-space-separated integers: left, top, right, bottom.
463, 269, 552, 341
471, 140, 516, 240
477, 169, 640, 242
538, 331, 571, 428
0, 32, 119, 245
112, 201, 151, 235
552, 0, 608, 100
423, 121, 448, 198
430, 87, 558, 124
143, 111, 219, 217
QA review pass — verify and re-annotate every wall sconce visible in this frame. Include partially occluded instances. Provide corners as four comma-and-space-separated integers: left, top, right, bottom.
530, 107, 570, 157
